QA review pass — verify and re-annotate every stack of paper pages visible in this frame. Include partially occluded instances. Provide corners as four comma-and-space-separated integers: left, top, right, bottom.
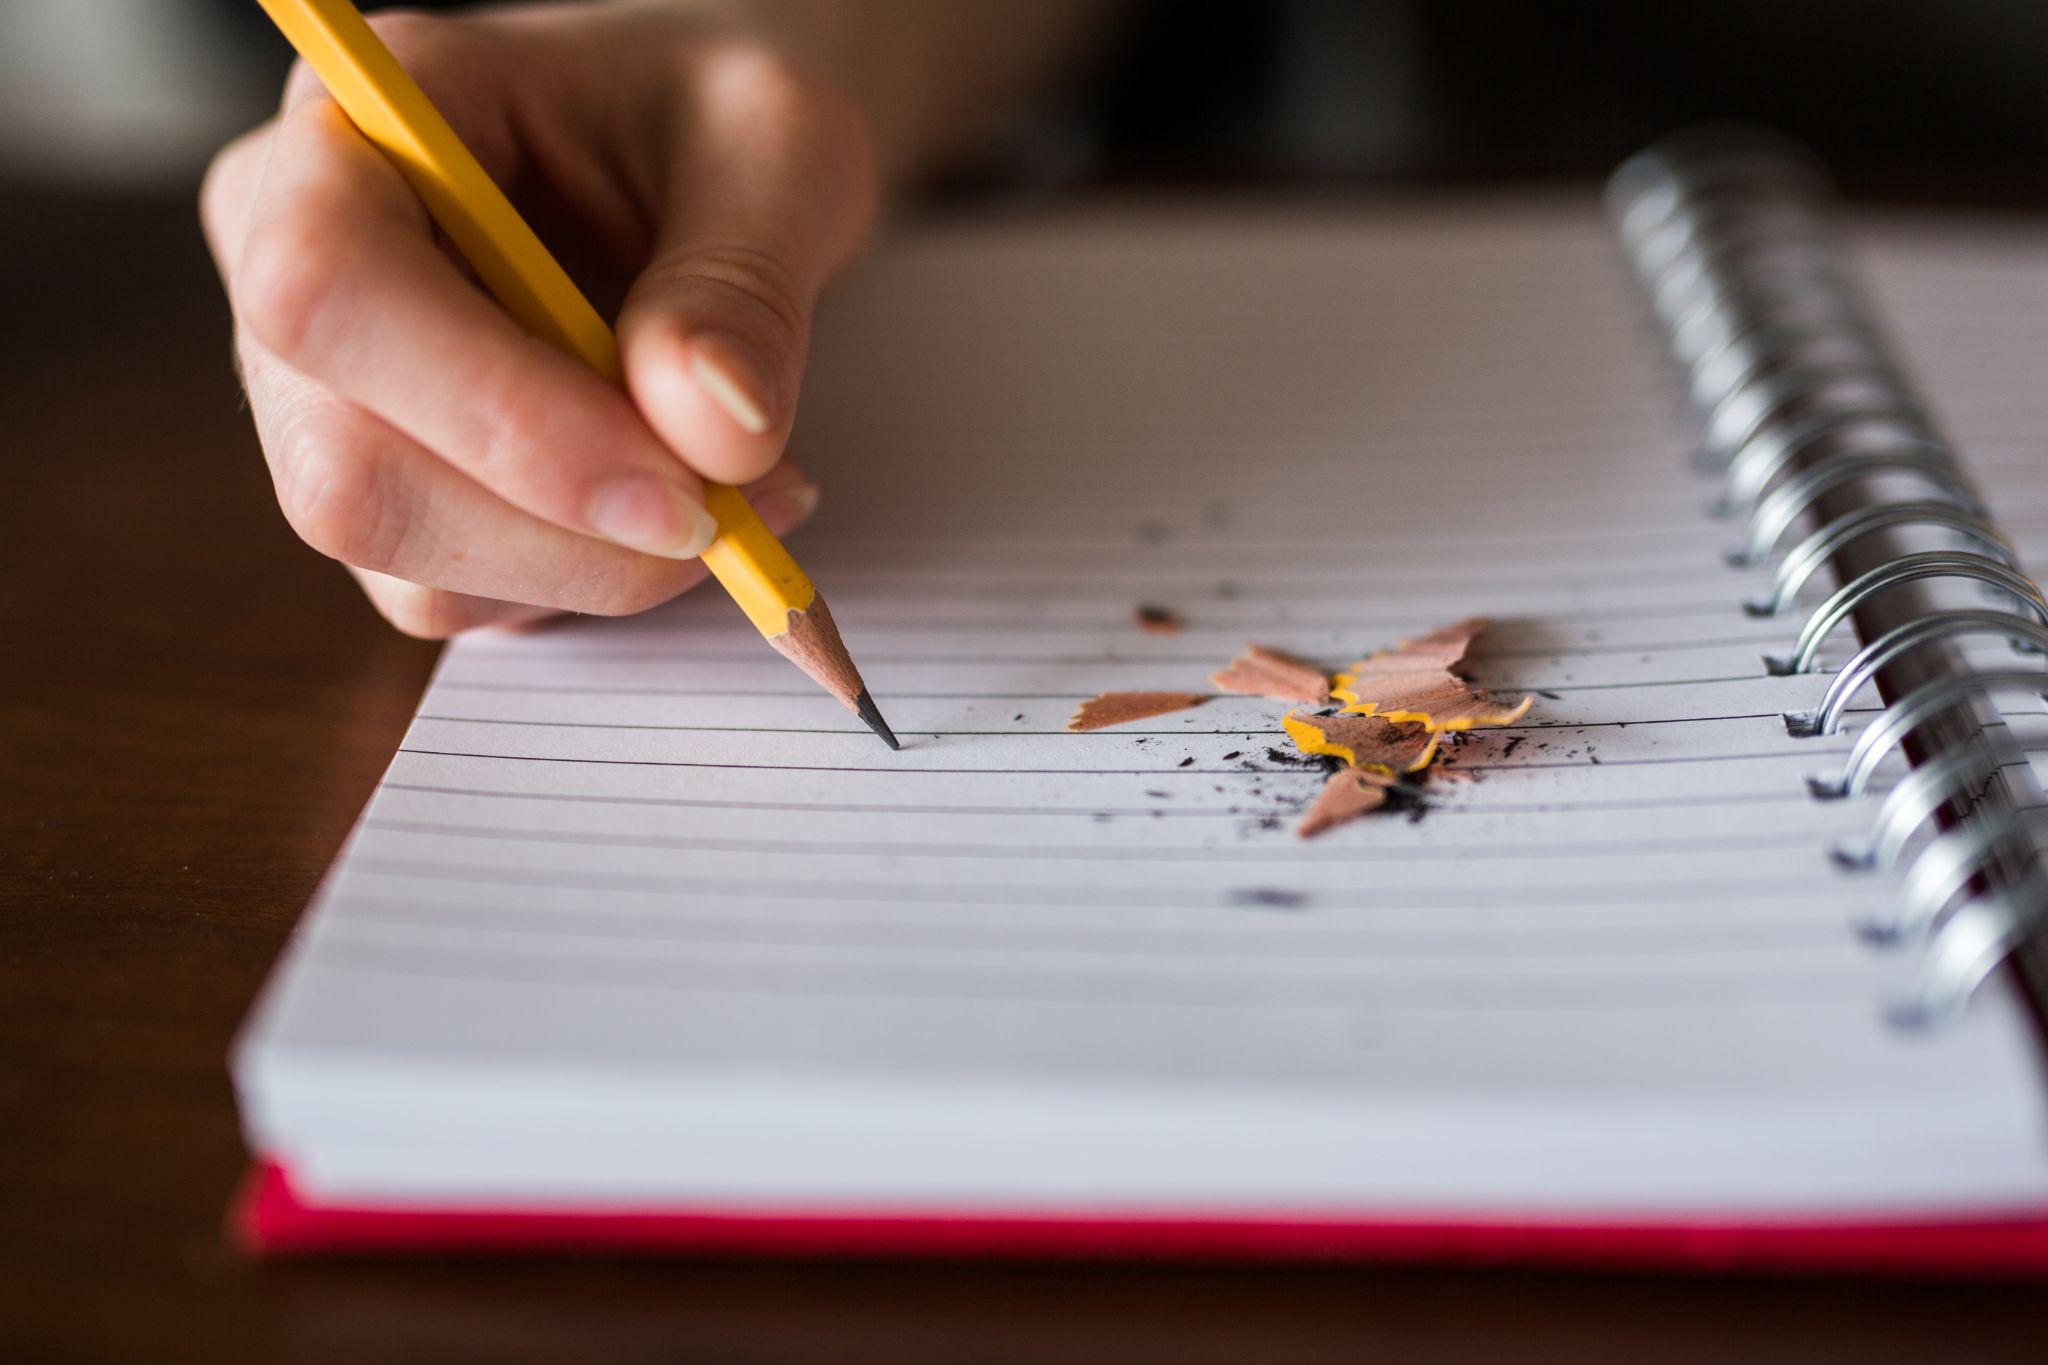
234, 203, 2048, 1269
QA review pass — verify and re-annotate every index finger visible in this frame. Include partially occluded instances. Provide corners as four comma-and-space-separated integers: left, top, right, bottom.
229, 95, 717, 560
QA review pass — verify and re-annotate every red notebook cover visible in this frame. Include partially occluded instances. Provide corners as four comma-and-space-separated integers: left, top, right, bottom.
234, 1161, 2048, 1276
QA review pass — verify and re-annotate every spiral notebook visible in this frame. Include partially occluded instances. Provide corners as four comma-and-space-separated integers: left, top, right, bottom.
232, 134, 2048, 1272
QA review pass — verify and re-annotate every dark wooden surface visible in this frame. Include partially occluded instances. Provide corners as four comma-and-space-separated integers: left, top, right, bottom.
8, 182, 2048, 1364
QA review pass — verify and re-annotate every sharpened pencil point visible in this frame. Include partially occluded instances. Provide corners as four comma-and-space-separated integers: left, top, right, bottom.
765, 595, 896, 749
854, 688, 901, 750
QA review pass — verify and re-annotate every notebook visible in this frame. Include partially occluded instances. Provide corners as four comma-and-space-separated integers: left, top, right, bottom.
232, 134, 2048, 1272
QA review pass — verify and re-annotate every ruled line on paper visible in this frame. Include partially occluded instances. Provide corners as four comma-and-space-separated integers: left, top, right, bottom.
299, 936, 1891, 1014
442, 641, 1802, 669
424, 673, 1770, 696
391, 745, 1857, 775
357, 816, 1841, 864
332, 881, 1871, 943
331, 895, 1854, 952
543, 604, 1778, 635
375, 780, 1819, 817
405, 706, 1875, 736
337, 862, 1868, 926
792, 560, 1749, 591
504, 636, 1791, 661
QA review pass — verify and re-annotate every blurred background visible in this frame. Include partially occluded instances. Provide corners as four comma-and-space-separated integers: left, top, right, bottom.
12, 0, 2048, 611
10, 0, 2048, 434
13, 0, 2048, 193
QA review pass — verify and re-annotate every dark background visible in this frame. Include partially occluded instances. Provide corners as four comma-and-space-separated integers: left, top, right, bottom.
10, 2, 2048, 1361
1094, 0, 2048, 194
61, 0, 2048, 197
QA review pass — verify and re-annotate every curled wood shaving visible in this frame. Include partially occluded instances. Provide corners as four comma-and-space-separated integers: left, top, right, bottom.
1329, 617, 1531, 731
1209, 644, 1329, 704
1297, 768, 1399, 838
1066, 691, 1209, 732
1280, 712, 1439, 774
1283, 710, 1437, 837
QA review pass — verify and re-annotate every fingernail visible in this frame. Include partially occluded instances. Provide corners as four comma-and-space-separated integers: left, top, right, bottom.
586, 475, 719, 558
754, 482, 821, 532
689, 332, 776, 436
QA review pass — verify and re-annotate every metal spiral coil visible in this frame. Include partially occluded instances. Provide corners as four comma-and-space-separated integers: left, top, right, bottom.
1607, 126, 2048, 1024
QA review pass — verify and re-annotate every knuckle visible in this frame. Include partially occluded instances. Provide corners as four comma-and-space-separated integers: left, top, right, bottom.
236, 204, 346, 366
272, 419, 401, 570
460, 358, 560, 485
652, 242, 809, 347
707, 44, 814, 119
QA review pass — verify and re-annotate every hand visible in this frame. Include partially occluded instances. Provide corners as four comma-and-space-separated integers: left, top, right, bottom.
200, 2, 878, 636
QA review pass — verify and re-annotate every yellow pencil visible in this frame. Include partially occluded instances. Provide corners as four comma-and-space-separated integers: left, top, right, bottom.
253, 0, 899, 749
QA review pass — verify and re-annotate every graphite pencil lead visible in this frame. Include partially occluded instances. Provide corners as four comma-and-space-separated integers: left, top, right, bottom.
762, 594, 900, 751
853, 688, 901, 750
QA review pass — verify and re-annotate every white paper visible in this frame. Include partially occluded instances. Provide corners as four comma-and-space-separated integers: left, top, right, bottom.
236, 202, 2048, 1218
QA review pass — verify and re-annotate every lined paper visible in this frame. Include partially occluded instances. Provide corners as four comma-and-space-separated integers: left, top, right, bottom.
237, 204, 2048, 1216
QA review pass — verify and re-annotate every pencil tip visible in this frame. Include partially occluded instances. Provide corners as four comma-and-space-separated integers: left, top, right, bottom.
763, 594, 899, 750
853, 688, 901, 750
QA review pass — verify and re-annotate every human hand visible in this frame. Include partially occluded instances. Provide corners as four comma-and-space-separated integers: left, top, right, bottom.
201, 2, 877, 635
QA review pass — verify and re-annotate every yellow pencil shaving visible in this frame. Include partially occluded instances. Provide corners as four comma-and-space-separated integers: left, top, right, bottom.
1437, 693, 1535, 731
1281, 713, 1440, 773
1329, 673, 1533, 732
1329, 674, 1372, 713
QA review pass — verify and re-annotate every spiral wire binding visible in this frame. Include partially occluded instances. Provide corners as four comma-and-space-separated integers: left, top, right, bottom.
1607, 128, 2048, 1024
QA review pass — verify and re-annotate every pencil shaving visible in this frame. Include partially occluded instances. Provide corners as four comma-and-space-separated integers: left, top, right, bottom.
1210, 644, 1329, 704
1379, 690, 1534, 731
1135, 605, 1183, 634
1297, 768, 1398, 838
1066, 691, 1209, 732
1328, 617, 1482, 712
1067, 616, 1532, 837
1280, 712, 1438, 773
1330, 617, 1531, 731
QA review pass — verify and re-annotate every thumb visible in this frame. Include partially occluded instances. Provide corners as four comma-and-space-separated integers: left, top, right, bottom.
616, 48, 878, 488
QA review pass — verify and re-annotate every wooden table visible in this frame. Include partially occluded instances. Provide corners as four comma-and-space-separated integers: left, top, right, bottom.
6, 181, 2048, 1364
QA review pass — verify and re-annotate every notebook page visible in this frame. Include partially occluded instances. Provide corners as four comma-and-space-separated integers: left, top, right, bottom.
1857, 219, 2048, 769
236, 203, 2048, 1216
